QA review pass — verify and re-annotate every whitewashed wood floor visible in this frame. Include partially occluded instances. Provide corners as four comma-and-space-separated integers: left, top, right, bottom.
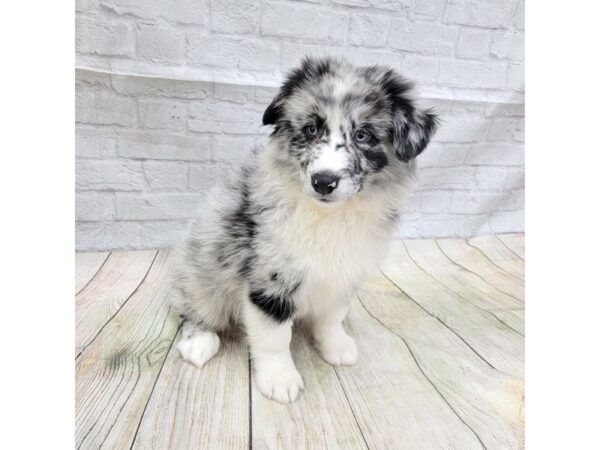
75, 234, 525, 450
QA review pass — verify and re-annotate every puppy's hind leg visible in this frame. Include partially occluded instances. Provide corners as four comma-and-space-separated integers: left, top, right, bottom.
176, 320, 221, 368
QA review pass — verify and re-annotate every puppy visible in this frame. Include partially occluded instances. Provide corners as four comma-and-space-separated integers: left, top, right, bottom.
171, 57, 438, 403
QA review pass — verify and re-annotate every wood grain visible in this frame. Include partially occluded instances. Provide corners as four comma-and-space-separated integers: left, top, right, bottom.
335, 302, 486, 449
132, 327, 250, 450
436, 238, 524, 301
380, 241, 524, 377
404, 239, 522, 311
467, 235, 525, 280
74, 234, 525, 449
75, 250, 157, 356
75, 252, 110, 295
75, 250, 179, 449
356, 274, 524, 449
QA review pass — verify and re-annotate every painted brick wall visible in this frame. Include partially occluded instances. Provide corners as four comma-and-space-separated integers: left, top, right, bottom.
75, 0, 524, 251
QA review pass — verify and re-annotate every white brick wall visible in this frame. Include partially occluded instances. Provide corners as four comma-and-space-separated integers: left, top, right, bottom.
75, 0, 524, 251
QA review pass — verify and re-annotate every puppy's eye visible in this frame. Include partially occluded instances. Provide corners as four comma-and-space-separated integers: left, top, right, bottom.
354, 130, 371, 143
305, 124, 318, 137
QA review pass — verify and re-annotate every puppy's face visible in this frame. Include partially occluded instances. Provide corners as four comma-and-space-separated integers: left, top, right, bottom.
263, 57, 439, 205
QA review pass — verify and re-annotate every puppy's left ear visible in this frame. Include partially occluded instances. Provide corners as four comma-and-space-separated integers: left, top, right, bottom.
393, 108, 439, 162
382, 70, 439, 162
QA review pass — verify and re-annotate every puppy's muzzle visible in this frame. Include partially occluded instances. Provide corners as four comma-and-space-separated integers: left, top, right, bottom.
311, 171, 340, 196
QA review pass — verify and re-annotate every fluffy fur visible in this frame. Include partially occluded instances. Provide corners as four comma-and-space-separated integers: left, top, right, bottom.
171, 57, 438, 403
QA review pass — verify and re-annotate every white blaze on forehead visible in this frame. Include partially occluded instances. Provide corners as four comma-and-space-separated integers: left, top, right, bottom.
310, 107, 350, 175
311, 143, 349, 174
327, 104, 344, 141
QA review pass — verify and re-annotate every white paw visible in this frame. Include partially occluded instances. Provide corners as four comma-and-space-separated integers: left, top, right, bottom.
254, 356, 305, 404
315, 332, 357, 366
176, 331, 220, 368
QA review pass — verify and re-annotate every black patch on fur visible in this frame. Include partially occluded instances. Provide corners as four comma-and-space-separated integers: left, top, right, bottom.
249, 290, 295, 322
218, 167, 262, 279
380, 69, 415, 117
239, 256, 254, 279
270, 272, 278, 281
227, 178, 256, 242
310, 113, 327, 136
263, 57, 333, 126
363, 149, 389, 171
262, 100, 282, 127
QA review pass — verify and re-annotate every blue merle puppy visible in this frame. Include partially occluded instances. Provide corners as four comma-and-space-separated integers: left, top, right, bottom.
171, 57, 438, 403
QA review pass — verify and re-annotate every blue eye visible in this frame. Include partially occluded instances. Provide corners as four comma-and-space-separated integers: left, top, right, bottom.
305, 124, 318, 137
355, 130, 371, 142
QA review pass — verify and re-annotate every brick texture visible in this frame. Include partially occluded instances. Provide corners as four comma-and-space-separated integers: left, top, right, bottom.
75, 0, 524, 250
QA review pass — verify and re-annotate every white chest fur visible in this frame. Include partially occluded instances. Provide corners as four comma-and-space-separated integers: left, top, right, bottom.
270, 194, 394, 317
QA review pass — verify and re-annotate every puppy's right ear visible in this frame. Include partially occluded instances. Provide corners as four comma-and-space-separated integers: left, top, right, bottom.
262, 56, 333, 126
262, 95, 283, 126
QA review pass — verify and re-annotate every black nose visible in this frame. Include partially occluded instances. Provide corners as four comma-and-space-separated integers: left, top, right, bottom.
311, 172, 340, 196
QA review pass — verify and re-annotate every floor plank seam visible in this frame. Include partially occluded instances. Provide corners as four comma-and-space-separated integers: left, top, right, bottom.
433, 240, 524, 305
128, 320, 182, 450
494, 235, 525, 261
489, 312, 524, 337
75, 251, 112, 297
78, 360, 129, 449
401, 240, 488, 314
333, 366, 371, 450
464, 239, 525, 282
356, 295, 488, 450
444, 323, 497, 370
379, 269, 499, 372
75, 250, 160, 361
400, 241, 524, 339
98, 364, 142, 449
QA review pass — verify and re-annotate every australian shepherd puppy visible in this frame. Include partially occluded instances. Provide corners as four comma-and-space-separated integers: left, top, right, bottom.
171, 57, 438, 403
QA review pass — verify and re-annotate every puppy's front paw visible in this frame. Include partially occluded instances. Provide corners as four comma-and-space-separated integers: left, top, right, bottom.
254, 356, 304, 404
315, 332, 358, 366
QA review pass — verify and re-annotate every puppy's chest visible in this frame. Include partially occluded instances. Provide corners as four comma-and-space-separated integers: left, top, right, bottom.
272, 207, 390, 283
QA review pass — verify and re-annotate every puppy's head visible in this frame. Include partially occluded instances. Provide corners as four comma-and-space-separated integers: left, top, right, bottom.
263, 57, 439, 205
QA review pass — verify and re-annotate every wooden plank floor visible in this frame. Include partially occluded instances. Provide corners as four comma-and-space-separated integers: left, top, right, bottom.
75, 234, 525, 450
